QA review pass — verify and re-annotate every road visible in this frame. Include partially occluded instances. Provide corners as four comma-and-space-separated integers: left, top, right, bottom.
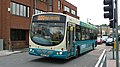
0, 44, 112, 67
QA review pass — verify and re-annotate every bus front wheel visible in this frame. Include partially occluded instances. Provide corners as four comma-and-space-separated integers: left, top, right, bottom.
75, 47, 80, 58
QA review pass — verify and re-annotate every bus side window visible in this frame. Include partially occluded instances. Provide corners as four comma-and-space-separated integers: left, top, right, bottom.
75, 25, 81, 41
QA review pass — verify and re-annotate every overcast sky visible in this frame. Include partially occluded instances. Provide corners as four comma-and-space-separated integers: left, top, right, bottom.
66, 0, 120, 25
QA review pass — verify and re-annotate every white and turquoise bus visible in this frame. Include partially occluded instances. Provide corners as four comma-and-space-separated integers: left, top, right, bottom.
29, 12, 98, 59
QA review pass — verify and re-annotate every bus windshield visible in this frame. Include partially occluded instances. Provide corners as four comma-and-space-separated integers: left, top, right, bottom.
30, 22, 65, 46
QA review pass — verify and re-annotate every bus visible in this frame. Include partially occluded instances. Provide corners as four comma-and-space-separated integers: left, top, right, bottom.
29, 12, 98, 59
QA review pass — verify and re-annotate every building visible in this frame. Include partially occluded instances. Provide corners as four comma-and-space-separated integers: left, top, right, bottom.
97, 25, 112, 35
0, 0, 79, 50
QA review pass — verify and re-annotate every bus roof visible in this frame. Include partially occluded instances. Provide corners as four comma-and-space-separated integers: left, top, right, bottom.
33, 12, 68, 17
80, 21, 97, 30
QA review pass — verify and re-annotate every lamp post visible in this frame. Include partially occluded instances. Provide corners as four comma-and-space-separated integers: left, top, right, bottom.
87, 18, 91, 24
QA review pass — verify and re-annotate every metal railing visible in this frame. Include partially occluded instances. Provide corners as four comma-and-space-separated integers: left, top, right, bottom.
95, 49, 107, 67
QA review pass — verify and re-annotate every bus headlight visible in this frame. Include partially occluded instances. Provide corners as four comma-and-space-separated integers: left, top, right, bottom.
29, 49, 34, 52
59, 52, 62, 55
57, 52, 59, 55
30, 49, 33, 52
57, 52, 63, 55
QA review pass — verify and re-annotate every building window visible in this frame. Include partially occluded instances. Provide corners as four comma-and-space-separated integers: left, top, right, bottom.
20, 5, 24, 16
11, 2, 16, 14
23, 6, 26, 17
49, 6, 52, 11
58, 0, 60, 10
64, 6, 70, 12
49, 0, 52, 5
49, 0, 53, 11
27, 7, 30, 17
11, 29, 26, 41
10, 2, 30, 17
33, 9, 46, 14
16, 4, 20, 15
71, 9, 76, 15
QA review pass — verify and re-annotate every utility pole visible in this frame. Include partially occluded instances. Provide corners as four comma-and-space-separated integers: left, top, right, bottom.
112, 8, 116, 60
112, 23, 115, 59
114, 0, 119, 67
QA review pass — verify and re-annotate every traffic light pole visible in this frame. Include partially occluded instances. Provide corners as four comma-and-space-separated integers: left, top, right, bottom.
103, 0, 119, 66
112, 23, 114, 60
112, 0, 115, 59
115, 0, 119, 67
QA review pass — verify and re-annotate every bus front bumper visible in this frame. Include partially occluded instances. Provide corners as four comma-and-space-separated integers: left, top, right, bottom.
29, 48, 68, 59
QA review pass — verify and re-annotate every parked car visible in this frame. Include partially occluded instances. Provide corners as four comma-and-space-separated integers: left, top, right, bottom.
106, 36, 115, 46
101, 35, 108, 43
97, 37, 102, 44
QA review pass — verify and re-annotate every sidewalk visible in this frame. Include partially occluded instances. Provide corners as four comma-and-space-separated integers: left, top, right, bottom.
107, 60, 120, 67
99, 44, 120, 67
107, 50, 120, 67
0, 48, 28, 57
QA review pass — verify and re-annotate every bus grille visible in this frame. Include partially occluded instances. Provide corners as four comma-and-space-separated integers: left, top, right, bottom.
36, 49, 53, 55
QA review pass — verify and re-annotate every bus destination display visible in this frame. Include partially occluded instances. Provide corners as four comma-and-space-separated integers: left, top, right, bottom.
37, 15, 60, 21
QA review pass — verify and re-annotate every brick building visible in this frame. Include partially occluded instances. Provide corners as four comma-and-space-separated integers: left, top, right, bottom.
0, 0, 79, 49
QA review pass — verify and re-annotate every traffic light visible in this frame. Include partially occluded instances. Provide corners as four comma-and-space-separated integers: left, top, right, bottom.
109, 20, 115, 28
103, 0, 113, 19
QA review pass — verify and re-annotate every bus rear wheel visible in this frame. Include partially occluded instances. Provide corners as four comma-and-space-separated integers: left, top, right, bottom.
92, 44, 95, 50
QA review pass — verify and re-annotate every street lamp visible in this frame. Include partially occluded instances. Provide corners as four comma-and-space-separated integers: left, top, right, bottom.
87, 18, 91, 24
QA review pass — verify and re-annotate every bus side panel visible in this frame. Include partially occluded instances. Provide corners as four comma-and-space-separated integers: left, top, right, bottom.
74, 40, 96, 54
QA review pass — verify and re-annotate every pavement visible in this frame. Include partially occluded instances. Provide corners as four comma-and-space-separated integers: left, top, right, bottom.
96, 44, 120, 67
107, 50, 120, 67
0, 48, 28, 57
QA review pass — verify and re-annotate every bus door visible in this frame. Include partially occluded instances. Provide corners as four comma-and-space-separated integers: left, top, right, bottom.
67, 25, 75, 56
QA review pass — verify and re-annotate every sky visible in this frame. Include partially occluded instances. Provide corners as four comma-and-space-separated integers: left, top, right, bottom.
66, 0, 120, 25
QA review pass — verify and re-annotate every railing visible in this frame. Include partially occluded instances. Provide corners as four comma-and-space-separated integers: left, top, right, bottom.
95, 49, 107, 67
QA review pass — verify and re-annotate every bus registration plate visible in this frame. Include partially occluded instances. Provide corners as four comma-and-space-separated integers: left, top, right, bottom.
41, 54, 49, 57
